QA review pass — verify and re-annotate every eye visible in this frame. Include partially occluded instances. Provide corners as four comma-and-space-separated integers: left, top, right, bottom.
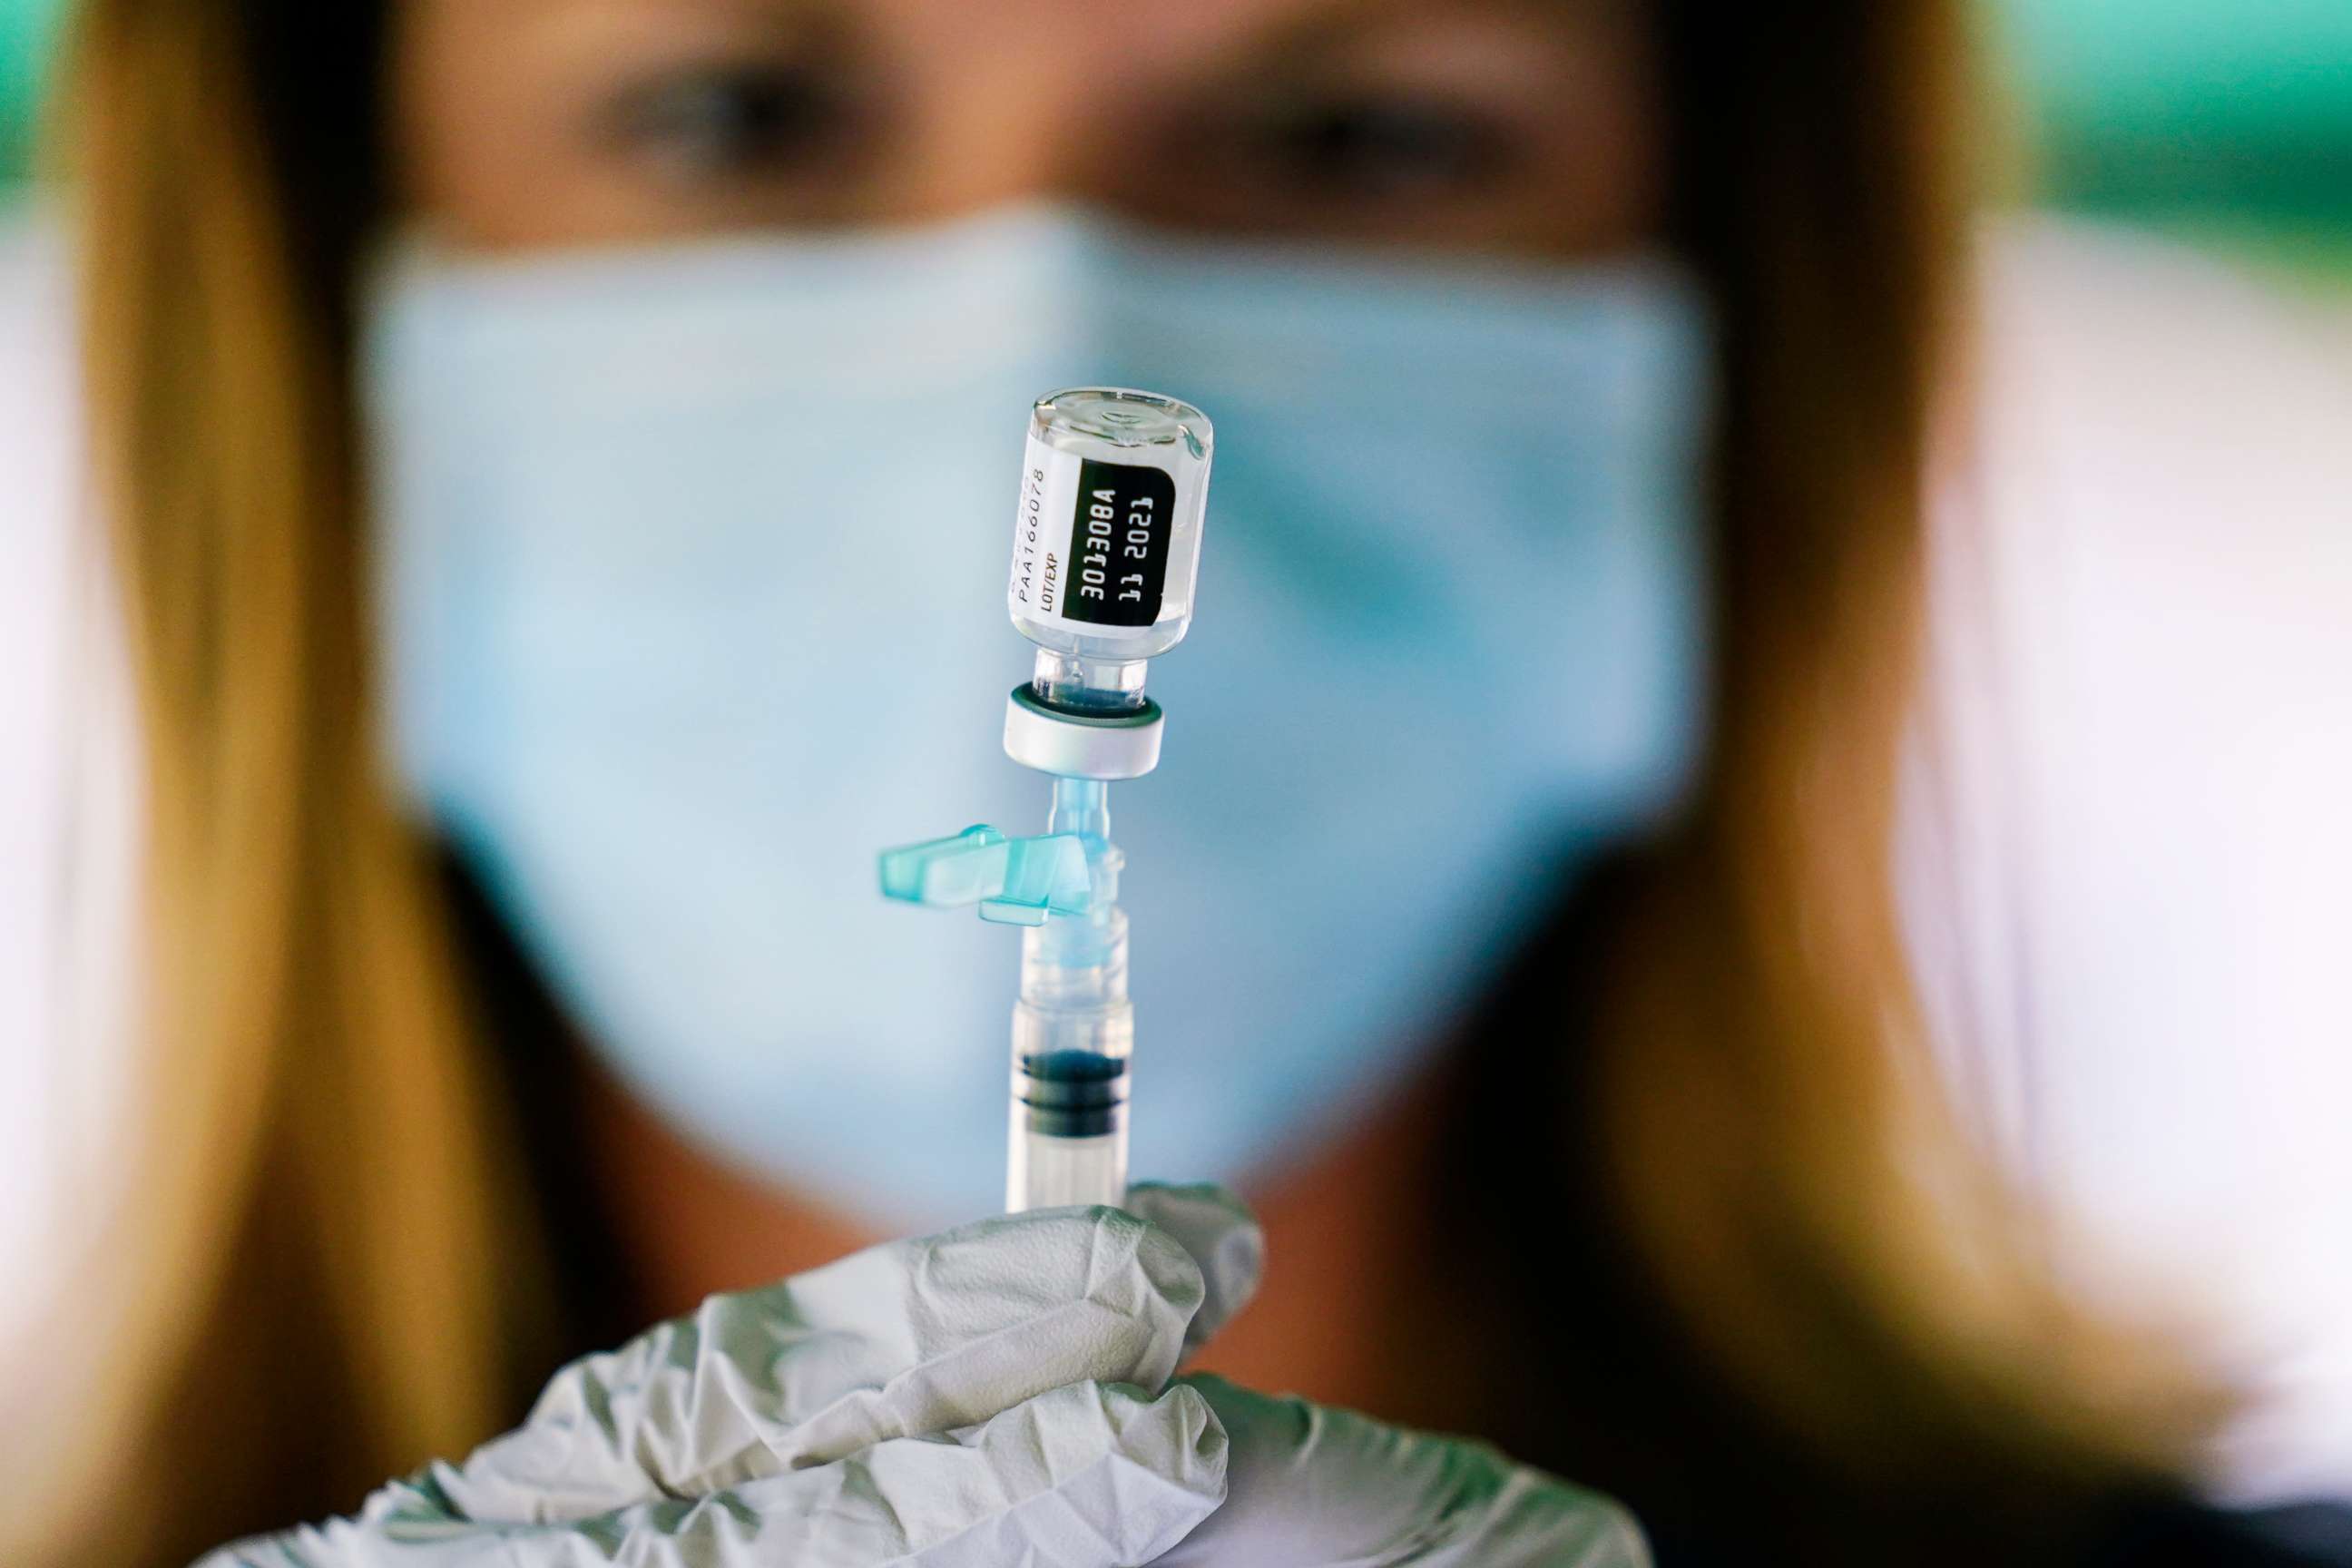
598, 62, 856, 181
1253, 93, 1513, 202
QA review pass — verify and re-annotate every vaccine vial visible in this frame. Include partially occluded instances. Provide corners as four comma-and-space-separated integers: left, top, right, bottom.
1005, 388, 1213, 713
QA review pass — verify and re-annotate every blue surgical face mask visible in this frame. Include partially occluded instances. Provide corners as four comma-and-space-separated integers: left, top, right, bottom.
366, 204, 1710, 1231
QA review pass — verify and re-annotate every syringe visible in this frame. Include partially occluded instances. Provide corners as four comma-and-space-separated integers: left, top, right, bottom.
880, 387, 1214, 1213
1004, 775, 1131, 1209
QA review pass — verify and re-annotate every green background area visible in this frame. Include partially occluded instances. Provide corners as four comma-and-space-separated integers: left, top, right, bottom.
2, 0, 2347, 273
0, 0, 53, 181
1993, 0, 2352, 276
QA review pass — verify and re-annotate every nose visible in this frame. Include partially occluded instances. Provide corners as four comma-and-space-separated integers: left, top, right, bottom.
867, 40, 1130, 223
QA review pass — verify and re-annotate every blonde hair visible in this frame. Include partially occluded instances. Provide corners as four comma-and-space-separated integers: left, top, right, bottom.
1581, 0, 2227, 1512
1552, 6, 2226, 1516
20, 3, 549, 1561
24, 0, 2221, 1560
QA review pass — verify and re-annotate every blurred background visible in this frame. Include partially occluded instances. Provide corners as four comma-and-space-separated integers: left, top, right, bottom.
1985, 0, 2352, 280
11, 0, 2349, 286
3, 4, 2345, 1563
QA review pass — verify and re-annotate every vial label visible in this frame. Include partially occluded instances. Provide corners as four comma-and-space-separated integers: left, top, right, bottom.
1008, 436, 1176, 633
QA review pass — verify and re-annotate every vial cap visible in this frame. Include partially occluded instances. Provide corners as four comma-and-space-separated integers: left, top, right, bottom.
1003, 684, 1165, 779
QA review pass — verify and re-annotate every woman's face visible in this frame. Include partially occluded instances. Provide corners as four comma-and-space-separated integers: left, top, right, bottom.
374, 0, 1705, 1241
393, 0, 1661, 259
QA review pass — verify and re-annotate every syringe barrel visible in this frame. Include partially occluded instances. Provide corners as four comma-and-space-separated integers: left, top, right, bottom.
1004, 389, 1213, 697
1005, 846, 1132, 1212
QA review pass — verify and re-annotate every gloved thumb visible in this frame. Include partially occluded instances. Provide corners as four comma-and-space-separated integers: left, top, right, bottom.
1155, 1374, 1650, 1568
1122, 1183, 1264, 1358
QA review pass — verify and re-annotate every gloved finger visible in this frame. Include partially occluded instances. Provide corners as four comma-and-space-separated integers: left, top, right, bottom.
1155, 1374, 1650, 1568
441, 1205, 1207, 1523
220, 1380, 1227, 1568
1120, 1183, 1264, 1357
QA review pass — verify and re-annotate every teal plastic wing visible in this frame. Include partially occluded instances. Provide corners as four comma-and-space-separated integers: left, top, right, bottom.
877, 825, 1095, 926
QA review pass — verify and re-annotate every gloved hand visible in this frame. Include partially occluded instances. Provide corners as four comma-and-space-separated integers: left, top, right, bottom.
201, 1185, 1644, 1567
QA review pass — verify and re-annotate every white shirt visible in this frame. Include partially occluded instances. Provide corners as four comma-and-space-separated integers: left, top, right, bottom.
0, 212, 140, 1396
2, 210, 2347, 1503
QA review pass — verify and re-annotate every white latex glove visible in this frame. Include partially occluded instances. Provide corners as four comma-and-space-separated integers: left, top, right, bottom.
1166, 1375, 1644, 1568
200, 1185, 1643, 1567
